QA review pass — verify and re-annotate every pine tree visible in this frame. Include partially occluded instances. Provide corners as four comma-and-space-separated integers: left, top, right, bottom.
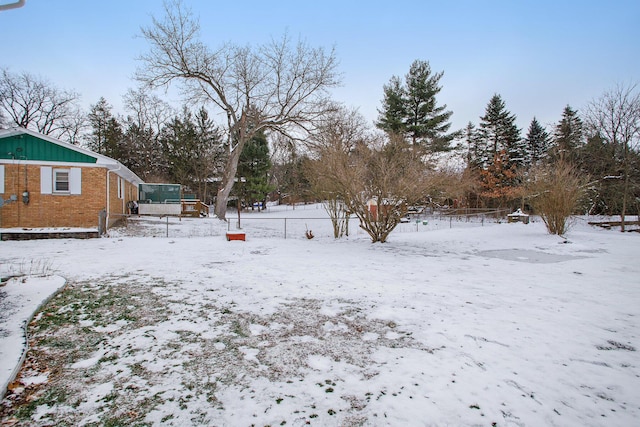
161, 108, 198, 185
123, 119, 164, 181
160, 106, 224, 201
551, 105, 583, 163
376, 76, 406, 136
87, 97, 124, 158
236, 130, 273, 210
524, 117, 551, 167
478, 94, 521, 167
404, 60, 455, 151
462, 121, 484, 168
376, 59, 455, 152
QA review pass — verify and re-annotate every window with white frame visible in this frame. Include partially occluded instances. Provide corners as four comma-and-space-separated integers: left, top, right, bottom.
117, 176, 124, 199
54, 169, 70, 193
41, 166, 82, 195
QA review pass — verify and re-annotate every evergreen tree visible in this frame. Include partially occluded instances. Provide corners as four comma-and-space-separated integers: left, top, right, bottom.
578, 132, 622, 214
376, 59, 455, 152
122, 119, 163, 181
160, 106, 224, 201
462, 121, 484, 168
524, 117, 551, 167
478, 94, 521, 168
87, 97, 124, 158
404, 60, 455, 151
278, 151, 312, 205
161, 108, 198, 185
236, 130, 273, 210
376, 76, 406, 135
551, 105, 583, 163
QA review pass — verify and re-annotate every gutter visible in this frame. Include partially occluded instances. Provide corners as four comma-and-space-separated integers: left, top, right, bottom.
106, 164, 122, 233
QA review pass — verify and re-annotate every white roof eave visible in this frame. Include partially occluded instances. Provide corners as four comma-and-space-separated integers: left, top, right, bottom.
1, 127, 144, 185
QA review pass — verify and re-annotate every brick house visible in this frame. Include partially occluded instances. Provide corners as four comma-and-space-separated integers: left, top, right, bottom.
0, 127, 143, 232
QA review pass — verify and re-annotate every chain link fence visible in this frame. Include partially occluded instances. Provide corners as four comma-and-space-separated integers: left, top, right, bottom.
110, 206, 512, 240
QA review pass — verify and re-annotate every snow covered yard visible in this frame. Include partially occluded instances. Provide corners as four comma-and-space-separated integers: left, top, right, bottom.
0, 206, 639, 426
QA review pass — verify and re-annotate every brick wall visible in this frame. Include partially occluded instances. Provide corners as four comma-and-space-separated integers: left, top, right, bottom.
106, 170, 139, 228
1, 163, 138, 229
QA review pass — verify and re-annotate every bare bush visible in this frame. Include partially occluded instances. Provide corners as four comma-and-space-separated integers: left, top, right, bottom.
527, 162, 586, 235
321, 197, 350, 238
309, 131, 431, 243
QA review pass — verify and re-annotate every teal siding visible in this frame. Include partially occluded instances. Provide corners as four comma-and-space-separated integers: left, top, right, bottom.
0, 134, 97, 163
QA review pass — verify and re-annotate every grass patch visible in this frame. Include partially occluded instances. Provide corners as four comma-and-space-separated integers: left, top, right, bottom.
0, 277, 171, 424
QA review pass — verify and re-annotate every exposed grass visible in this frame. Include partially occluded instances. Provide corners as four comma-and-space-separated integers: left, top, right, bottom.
1, 275, 427, 425
0, 276, 171, 424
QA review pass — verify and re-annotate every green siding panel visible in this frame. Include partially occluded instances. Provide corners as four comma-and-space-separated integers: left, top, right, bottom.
0, 134, 97, 163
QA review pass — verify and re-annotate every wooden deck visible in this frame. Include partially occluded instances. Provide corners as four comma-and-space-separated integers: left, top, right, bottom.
181, 200, 210, 217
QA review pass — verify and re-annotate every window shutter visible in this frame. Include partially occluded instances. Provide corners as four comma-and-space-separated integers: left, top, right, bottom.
70, 168, 82, 195
41, 167, 52, 194
0, 165, 4, 194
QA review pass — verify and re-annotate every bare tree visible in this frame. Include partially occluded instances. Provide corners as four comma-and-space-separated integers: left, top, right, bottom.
123, 87, 174, 137
307, 106, 371, 238
585, 83, 640, 231
0, 68, 81, 139
56, 106, 88, 145
137, 1, 340, 219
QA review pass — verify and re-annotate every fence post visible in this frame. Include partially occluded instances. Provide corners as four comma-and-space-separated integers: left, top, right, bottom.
284, 218, 287, 239
166, 216, 169, 238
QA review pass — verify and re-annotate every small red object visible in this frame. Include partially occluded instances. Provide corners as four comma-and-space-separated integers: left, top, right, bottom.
226, 232, 246, 241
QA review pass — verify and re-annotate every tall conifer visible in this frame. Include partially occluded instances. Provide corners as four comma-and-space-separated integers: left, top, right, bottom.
524, 117, 550, 167
552, 105, 583, 162
478, 94, 521, 167
376, 60, 455, 152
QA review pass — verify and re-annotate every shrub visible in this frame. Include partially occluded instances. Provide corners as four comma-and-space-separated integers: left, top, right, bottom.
527, 161, 586, 235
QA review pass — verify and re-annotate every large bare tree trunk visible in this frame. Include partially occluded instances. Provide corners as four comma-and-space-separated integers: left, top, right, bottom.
137, 2, 340, 221
214, 141, 244, 219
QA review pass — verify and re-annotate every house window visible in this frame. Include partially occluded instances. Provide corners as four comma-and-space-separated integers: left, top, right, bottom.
41, 167, 82, 195
54, 170, 70, 193
117, 177, 124, 199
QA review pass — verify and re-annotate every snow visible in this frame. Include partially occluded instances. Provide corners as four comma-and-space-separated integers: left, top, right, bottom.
0, 275, 65, 396
1, 204, 639, 426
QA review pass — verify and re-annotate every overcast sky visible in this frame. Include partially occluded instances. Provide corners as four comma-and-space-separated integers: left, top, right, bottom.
1, 0, 638, 134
